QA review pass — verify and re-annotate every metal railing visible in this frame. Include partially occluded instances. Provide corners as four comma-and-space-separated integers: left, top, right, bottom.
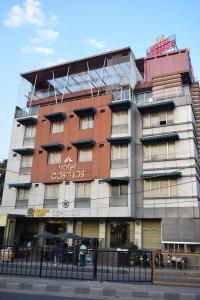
0, 245, 152, 282
135, 85, 191, 105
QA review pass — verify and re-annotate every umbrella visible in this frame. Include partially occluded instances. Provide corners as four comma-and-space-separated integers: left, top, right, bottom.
56, 232, 83, 240
33, 231, 56, 238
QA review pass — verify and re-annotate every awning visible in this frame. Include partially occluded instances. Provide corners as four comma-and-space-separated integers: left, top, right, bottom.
141, 171, 182, 179
73, 107, 96, 117
107, 136, 132, 144
9, 183, 32, 189
71, 139, 96, 148
40, 143, 64, 151
137, 100, 175, 113
100, 177, 130, 184
108, 100, 131, 111
13, 148, 34, 155
44, 112, 66, 122
17, 116, 37, 125
140, 133, 179, 144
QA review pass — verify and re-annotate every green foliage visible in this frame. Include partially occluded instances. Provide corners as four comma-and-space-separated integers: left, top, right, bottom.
121, 242, 138, 251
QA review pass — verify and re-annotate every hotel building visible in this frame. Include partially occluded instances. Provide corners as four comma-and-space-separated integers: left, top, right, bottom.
1, 46, 200, 251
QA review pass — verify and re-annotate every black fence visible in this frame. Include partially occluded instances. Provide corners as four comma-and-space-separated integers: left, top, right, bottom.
0, 245, 152, 282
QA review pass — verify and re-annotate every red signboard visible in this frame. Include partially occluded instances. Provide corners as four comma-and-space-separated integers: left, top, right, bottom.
146, 35, 176, 57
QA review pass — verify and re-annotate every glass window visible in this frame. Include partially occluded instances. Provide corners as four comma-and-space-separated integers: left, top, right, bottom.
159, 112, 167, 125
144, 180, 150, 198
17, 189, 29, 200
112, 110, 128, 126
151, 144, 159, 160
48, 151, 61, 164
143, 145, 150, 161
21, 155, 33, 168
168, 142, 175, 159
167, 111, 174, 124
144, 179, 177, 198
151, 113, 159, 127
76, 182, 91, 198
51, 121, 64, 133
80, 115, 93, 129
111, 145, 128, 160
111, 183, 128, 196
78, 148, 92, 162
159, 143, 167, 160
170, 179, 177, 197
151, 180, 159, 197
45, 184, 59, 199
143, 114, 150, 128
160, 180, 168, 197
24, 125, 36, 138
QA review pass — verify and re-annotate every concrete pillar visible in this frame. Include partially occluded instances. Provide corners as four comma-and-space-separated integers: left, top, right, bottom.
4, 218, 16, 246
99, 220, 106, 248
106, 222, 110, 248
135, 220, 142, 249
129, 222, 135, 243
66, 221, 74, 246
38, 221, 45, 246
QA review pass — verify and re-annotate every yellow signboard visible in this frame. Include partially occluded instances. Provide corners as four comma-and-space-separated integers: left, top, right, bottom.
27, 208, 49, 217
0, 214, 7, 226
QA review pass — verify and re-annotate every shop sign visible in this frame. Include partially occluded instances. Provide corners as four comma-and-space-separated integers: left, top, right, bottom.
0, 214, 7, 226
50, 156, 85, 181
146, 34, 176, 57
27, 208, 49, 217
27, 207, 80, 218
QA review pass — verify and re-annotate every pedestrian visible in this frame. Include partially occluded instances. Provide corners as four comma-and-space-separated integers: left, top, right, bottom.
52, 242, 64, 265
79, 241, 87, 267
73, 241, 80, 266
26, 240, 32, 261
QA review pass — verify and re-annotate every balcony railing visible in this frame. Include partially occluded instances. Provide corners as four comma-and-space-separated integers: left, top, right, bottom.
135, 85, 190, 105
15, 106, 38, 119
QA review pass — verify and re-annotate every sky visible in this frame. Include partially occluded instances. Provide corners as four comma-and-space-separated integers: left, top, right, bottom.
0, 0, 200, 160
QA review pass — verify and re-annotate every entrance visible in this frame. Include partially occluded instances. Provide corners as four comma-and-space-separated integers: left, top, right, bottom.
0, 227, 4, 245
110, 223, 127, 248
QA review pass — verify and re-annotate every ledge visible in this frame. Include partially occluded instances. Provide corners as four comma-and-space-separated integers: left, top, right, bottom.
141, 171, 182, 179
108, 100, 131, 111
71, 139, 96, 148
44, 112, 66, 122
17, 116, 37, 125
140, 133, 179, 144
137, 100, 175, 113
9, 183, 32, 189
13, 148, 34, 155
40, 143, 64, 151
100, 177, 130, 184
107, 136, 132, 144
73, 107, 96, 117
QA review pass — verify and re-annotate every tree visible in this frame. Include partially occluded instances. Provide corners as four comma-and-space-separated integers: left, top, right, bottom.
0, 159, 7, 205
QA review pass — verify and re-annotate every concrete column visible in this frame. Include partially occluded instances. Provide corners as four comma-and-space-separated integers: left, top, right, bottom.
38, 221, 45, 246
99, 220, 106, 248
67, 221, 74, 246
135, 220, 142, 249
106, 222, 110, 248
129, 222, 135, 243
4, 218, 16, 246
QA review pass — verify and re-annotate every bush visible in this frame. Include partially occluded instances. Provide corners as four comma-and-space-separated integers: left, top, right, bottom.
121, 242, 138, 251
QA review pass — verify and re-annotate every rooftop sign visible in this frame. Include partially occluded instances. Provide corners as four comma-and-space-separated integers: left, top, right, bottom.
146, 34, 177, 58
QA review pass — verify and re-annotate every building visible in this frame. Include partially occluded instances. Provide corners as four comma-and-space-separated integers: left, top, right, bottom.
1, 45, 200, 251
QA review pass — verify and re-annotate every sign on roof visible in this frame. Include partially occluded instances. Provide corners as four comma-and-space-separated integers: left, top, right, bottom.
146, 34, 177, 58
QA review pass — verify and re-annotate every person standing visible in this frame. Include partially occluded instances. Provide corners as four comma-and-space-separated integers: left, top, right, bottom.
26, 241, 32, 261
79, 241, 87, 267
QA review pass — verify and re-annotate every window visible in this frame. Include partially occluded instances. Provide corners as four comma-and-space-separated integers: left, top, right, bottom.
17, 189, 29, 201
78, 148, 92, 162
111, 183, 128, 196
143, 111, 174, 128
80, 115, 93, 129
143, 142, 175, 161
24, 125, 36, 138
111, 145, 128, 160
112, 110, 128, 126
44, 184, 59, 199
48, 151, 61, 164
76, 182, 91, 198
21, 155, 33, 168
51, 121, 64, 133
143, 179, 177, 198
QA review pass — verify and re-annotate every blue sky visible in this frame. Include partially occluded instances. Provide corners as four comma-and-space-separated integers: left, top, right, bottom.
0, 0, 200, 159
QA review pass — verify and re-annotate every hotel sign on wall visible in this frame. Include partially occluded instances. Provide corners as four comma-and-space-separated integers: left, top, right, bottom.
146, 34, 176, 57
50, 156, 85, 181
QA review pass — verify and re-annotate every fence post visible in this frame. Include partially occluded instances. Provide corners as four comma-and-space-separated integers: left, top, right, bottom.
93, 250, 98, 280
39, 247, 44, 277
151, 252, 154, 284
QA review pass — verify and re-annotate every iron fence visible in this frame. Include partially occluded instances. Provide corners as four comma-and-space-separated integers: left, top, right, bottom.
0, 245, 152, 282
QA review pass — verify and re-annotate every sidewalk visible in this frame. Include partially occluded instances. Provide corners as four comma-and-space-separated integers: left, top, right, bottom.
0, 275, 200, 299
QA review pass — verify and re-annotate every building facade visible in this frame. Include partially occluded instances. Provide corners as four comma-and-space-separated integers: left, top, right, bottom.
1, 47, 200, 251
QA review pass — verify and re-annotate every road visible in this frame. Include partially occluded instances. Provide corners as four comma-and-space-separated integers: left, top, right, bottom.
0, 291, 101, 300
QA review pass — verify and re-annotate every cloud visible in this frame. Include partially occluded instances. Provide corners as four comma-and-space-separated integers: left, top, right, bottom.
85, 38, 106, 48
21, 46, 54, 55
4, 0, 45, 27
30, 28, 59, 44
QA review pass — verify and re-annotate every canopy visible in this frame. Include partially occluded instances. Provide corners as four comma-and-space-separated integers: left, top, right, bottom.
33, 231, 56, 238
56, 232, 83, 240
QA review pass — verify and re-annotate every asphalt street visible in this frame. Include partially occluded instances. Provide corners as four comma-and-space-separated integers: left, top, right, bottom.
0, 291, 101, 300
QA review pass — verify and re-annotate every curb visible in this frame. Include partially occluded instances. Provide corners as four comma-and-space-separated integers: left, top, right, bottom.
0, 281, 200, 299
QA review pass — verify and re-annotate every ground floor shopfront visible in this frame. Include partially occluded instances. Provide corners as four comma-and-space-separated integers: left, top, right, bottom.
2, 215, 163, 250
